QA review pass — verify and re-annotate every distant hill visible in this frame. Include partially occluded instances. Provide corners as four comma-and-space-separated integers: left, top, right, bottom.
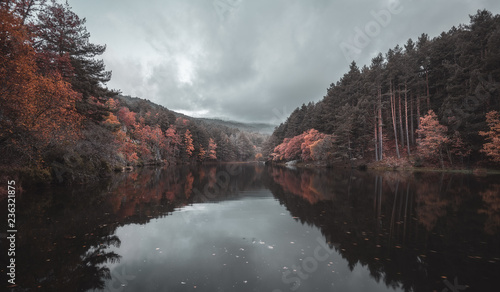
117, 95, 275, 135
196, 118, 275, 135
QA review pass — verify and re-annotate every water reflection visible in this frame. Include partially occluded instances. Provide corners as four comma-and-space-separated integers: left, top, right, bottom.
1, 164, 499, 291
265, 167, 500, 292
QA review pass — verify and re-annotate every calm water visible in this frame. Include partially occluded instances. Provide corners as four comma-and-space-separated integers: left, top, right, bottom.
1, 163, 500, 292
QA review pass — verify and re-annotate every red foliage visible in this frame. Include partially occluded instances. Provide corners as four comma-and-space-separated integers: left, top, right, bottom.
198, 146, 206, 161
284, 134, 304, 161
301, 129, 327, 161
165, 125, 181, 159
105, 98, 119, 111
207, 138, 217, 160
0, 9, 82, 164
416, 110, 449, 166
479, 111, 500, 163
102, 112, 121, 131
184, 129, 194, 158
117, 107, 137, 129
272, 129, 333, 162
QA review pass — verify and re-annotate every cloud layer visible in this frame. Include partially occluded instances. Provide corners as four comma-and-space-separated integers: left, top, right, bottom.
71, 0, 500, 123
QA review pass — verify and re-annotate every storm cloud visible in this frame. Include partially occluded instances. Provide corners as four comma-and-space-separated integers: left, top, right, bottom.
71, 0, 500, 123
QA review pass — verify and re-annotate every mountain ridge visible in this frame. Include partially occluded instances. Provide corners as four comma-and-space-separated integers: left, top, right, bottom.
116, 94, 275, 134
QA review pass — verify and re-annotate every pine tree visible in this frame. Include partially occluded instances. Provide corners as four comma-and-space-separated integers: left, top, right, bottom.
32, 0, 116, 123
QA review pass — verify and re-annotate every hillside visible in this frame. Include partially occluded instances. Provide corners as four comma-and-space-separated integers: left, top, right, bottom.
265, 9, 500, 169
117, 95, 275, 134
0, 0, 268, 184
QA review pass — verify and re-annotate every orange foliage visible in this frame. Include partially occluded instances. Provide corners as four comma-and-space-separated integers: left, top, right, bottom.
479, 111, 500, 163
416, 110, 449, 166
165, 125, 181, 160
184, 129, 194, 158
117, 107, 137, 129
478, 184, 500, 235
184, 172, 194, 198
270, 168, 326, 204
105, 98, 119, 111
0, 9, 81, 163
272, 129, 332, 162
102, 112, 120, 131
208, 138, 217, 160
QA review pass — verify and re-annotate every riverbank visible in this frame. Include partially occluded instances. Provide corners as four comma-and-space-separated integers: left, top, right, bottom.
268, 159, 500, 175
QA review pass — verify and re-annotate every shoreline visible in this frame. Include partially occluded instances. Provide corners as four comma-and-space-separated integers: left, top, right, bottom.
268, 160, 500, 175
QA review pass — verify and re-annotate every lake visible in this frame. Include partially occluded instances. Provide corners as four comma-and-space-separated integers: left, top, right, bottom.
1, 163, 499, 292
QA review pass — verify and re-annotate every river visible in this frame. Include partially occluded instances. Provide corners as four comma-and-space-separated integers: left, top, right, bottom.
1, 163, 499, 291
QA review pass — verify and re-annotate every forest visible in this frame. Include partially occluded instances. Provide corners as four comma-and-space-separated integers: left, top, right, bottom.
265, 9, 500, 169
2, 1, 500, 185
0, 0, 265, 183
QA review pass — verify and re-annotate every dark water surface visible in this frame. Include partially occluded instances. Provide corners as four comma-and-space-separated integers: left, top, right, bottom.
1, 163, 500, 292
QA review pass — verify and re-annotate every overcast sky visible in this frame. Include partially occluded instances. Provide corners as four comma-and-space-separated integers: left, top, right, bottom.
70, 0, 500, 124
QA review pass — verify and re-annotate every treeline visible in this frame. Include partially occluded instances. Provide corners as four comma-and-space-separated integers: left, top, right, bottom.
0, 1, 264, 183
107, 94, 266, 165
266, 10, 500, 168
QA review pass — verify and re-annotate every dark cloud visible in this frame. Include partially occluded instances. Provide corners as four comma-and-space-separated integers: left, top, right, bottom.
70, 0, 500, 123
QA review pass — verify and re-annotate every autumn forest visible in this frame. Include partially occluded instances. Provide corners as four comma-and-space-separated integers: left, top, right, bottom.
1, 1, 500, 185
265, 9, 500, 169
1, 0, 266, 183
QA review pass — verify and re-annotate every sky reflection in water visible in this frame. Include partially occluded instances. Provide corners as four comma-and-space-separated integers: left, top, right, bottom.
103, 192, 401, 292
4, 163, 499, 291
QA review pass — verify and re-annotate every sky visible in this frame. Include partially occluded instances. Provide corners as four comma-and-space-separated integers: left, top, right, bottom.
69, 0, 500, 124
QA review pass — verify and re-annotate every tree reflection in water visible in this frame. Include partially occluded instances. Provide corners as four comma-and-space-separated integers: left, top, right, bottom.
264, 166, 500, 292
3, 164, 499, 291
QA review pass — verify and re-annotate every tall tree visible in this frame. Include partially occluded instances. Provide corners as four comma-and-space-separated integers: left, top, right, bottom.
32, 1, 115, 104
184, 129, 194, 159
0, 6, 81, 165
207, 138, 217, 160
370, 54, 385, 160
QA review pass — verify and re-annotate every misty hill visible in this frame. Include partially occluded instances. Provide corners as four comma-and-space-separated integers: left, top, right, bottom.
196, 118, 275, 135
116, 95, 275, 134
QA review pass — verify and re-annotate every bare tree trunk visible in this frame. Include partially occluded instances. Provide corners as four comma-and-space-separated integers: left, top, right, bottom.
416, 95, 421, 129
410, 92, 414, 145
374, 107, 379, 161
390, 82, 400, 159
426, 71, 430, 110
439, 147, 444, 169
398, 86, 405, 149
378, 87, 383, 160
405, 81, 411, 155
